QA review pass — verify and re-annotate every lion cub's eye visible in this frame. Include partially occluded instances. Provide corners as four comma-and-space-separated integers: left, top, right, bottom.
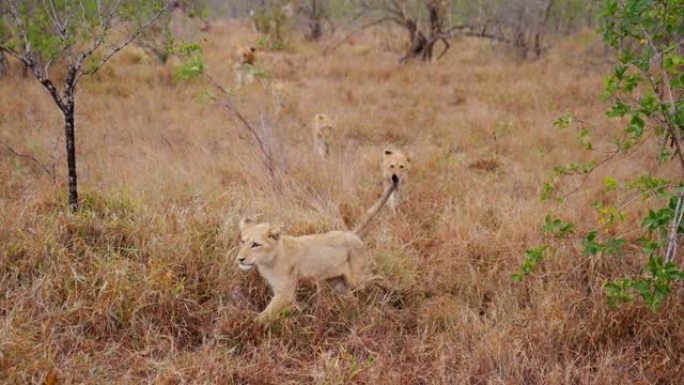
390, 165, 395, 169
251, 242, 262, 248
399, 165, 405, 169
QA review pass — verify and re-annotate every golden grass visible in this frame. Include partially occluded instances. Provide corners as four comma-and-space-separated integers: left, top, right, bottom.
1, 21, 682, 384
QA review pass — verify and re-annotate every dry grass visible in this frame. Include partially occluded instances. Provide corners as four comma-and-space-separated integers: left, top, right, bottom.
1, 21, 683, 384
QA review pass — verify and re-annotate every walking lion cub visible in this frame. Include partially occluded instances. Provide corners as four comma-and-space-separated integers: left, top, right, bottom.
381, 148, 411, 213
233, 45, 256, 86
236, 175, 398, 323
311, 113, 334, 159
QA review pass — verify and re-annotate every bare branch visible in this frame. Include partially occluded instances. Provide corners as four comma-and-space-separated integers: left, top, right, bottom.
76, 0, 177, 83
44, 0, 79, 66
205, 74, 278, 181
323, 17, 396, 55
0, 42, 27, 63
0, 139, 56, 180
665, 190, 684, 263
43, 0, 67, 40
435, 36, 450, 60
7, 0, 33, 57
4, 1, 70, 110
641, 30, 684, 174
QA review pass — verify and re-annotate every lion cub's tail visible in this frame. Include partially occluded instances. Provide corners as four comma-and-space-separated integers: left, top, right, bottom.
353, 174, 399, 237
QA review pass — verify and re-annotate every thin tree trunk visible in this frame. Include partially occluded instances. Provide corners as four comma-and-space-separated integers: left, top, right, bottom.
25, 60, 80, 212
305, 0, 323, 40
0, 50, 8, 76
63, 95, 78, 212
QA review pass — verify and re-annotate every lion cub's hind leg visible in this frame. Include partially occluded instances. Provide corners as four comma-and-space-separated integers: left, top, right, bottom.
326, 276, 351, 293
347, 243, 393, 292
343, 244, 371, 290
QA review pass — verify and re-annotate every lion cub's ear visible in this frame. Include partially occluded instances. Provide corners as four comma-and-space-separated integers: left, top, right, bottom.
267, 226, 281, 240
239, 218, 253, 232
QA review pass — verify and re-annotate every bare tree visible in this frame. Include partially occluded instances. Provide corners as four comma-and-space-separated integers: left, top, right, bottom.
354, 0, 513, 62
0, 0, 176, 212
487, 0, 555, 59
347, 0, 597, 62
295, 0, 335, 41
356, 0, 452, 62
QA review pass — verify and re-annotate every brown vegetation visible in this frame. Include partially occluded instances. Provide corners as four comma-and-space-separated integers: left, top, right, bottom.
1, 22, 682, 384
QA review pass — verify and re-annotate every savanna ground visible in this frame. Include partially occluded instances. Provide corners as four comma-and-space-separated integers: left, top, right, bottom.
1, 20, 683, 384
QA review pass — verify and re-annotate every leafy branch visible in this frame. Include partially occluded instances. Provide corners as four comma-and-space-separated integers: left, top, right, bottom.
516, 0, 684, 313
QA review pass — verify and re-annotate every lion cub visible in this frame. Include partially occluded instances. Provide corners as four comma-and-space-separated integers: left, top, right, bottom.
311, 113, 334, 159
381, 148, 411, 213
233, 45, 256, 86
236, 175, 399, 323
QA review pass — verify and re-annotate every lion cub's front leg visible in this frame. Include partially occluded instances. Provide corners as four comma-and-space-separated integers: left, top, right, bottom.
257, 279, 296, 323
314, 137, 330, 159
386, 188, 398, 214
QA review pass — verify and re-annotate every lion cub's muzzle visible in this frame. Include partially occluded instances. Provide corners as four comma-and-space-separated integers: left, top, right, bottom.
237, 256, 256, 271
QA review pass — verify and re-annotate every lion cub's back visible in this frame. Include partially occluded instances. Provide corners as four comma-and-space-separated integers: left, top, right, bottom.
296, 230, 363, 249
293, 231, 364, 280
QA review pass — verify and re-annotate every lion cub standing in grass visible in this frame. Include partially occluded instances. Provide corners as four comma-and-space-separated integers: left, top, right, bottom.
381, 148, 411, 213
233, 45, 256, 86
311, 113, 334, 159
236, 175, 399, 323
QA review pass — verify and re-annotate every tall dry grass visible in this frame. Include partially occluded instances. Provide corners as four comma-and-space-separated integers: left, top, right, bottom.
1, 21, 682, 384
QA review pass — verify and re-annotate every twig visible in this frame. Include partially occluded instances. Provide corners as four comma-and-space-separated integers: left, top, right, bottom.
204, 74, 278, 181
558, 147, 622, 199
0, 139, 56, 181
665, 190, 684, 263
642, 29, 684, 174
322, 17, 394, 55
77, 0, 177, 83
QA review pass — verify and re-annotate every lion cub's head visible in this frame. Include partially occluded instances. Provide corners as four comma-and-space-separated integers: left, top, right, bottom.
382, 148, 411, 185
235, 46, 256, 66
236, 218, 281, 271
312, 114, 333, 137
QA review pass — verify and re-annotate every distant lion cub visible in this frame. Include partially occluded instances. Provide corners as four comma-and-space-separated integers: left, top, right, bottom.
311, 113, 334, 159
381, 148, 411, 213
233, 45, 256, 86
236, 175, 398, 323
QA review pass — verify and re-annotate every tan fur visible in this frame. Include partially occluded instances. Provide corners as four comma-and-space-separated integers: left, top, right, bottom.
311, 114, 333, 159
236, 179, 397, 323
381, 148, 411, 213
233, 46, 256, 86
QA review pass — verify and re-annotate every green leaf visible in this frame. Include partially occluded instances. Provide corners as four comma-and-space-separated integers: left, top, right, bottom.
553, 113, 575, 129
173, 42, 205, 81
512, 244, 549, 282
583, 231, 602, 256
607, 99, 631, 117
603, 238, 625, 255
603, 176, 619, 191
541, 214, 575, 239
578, 129, 593, 150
